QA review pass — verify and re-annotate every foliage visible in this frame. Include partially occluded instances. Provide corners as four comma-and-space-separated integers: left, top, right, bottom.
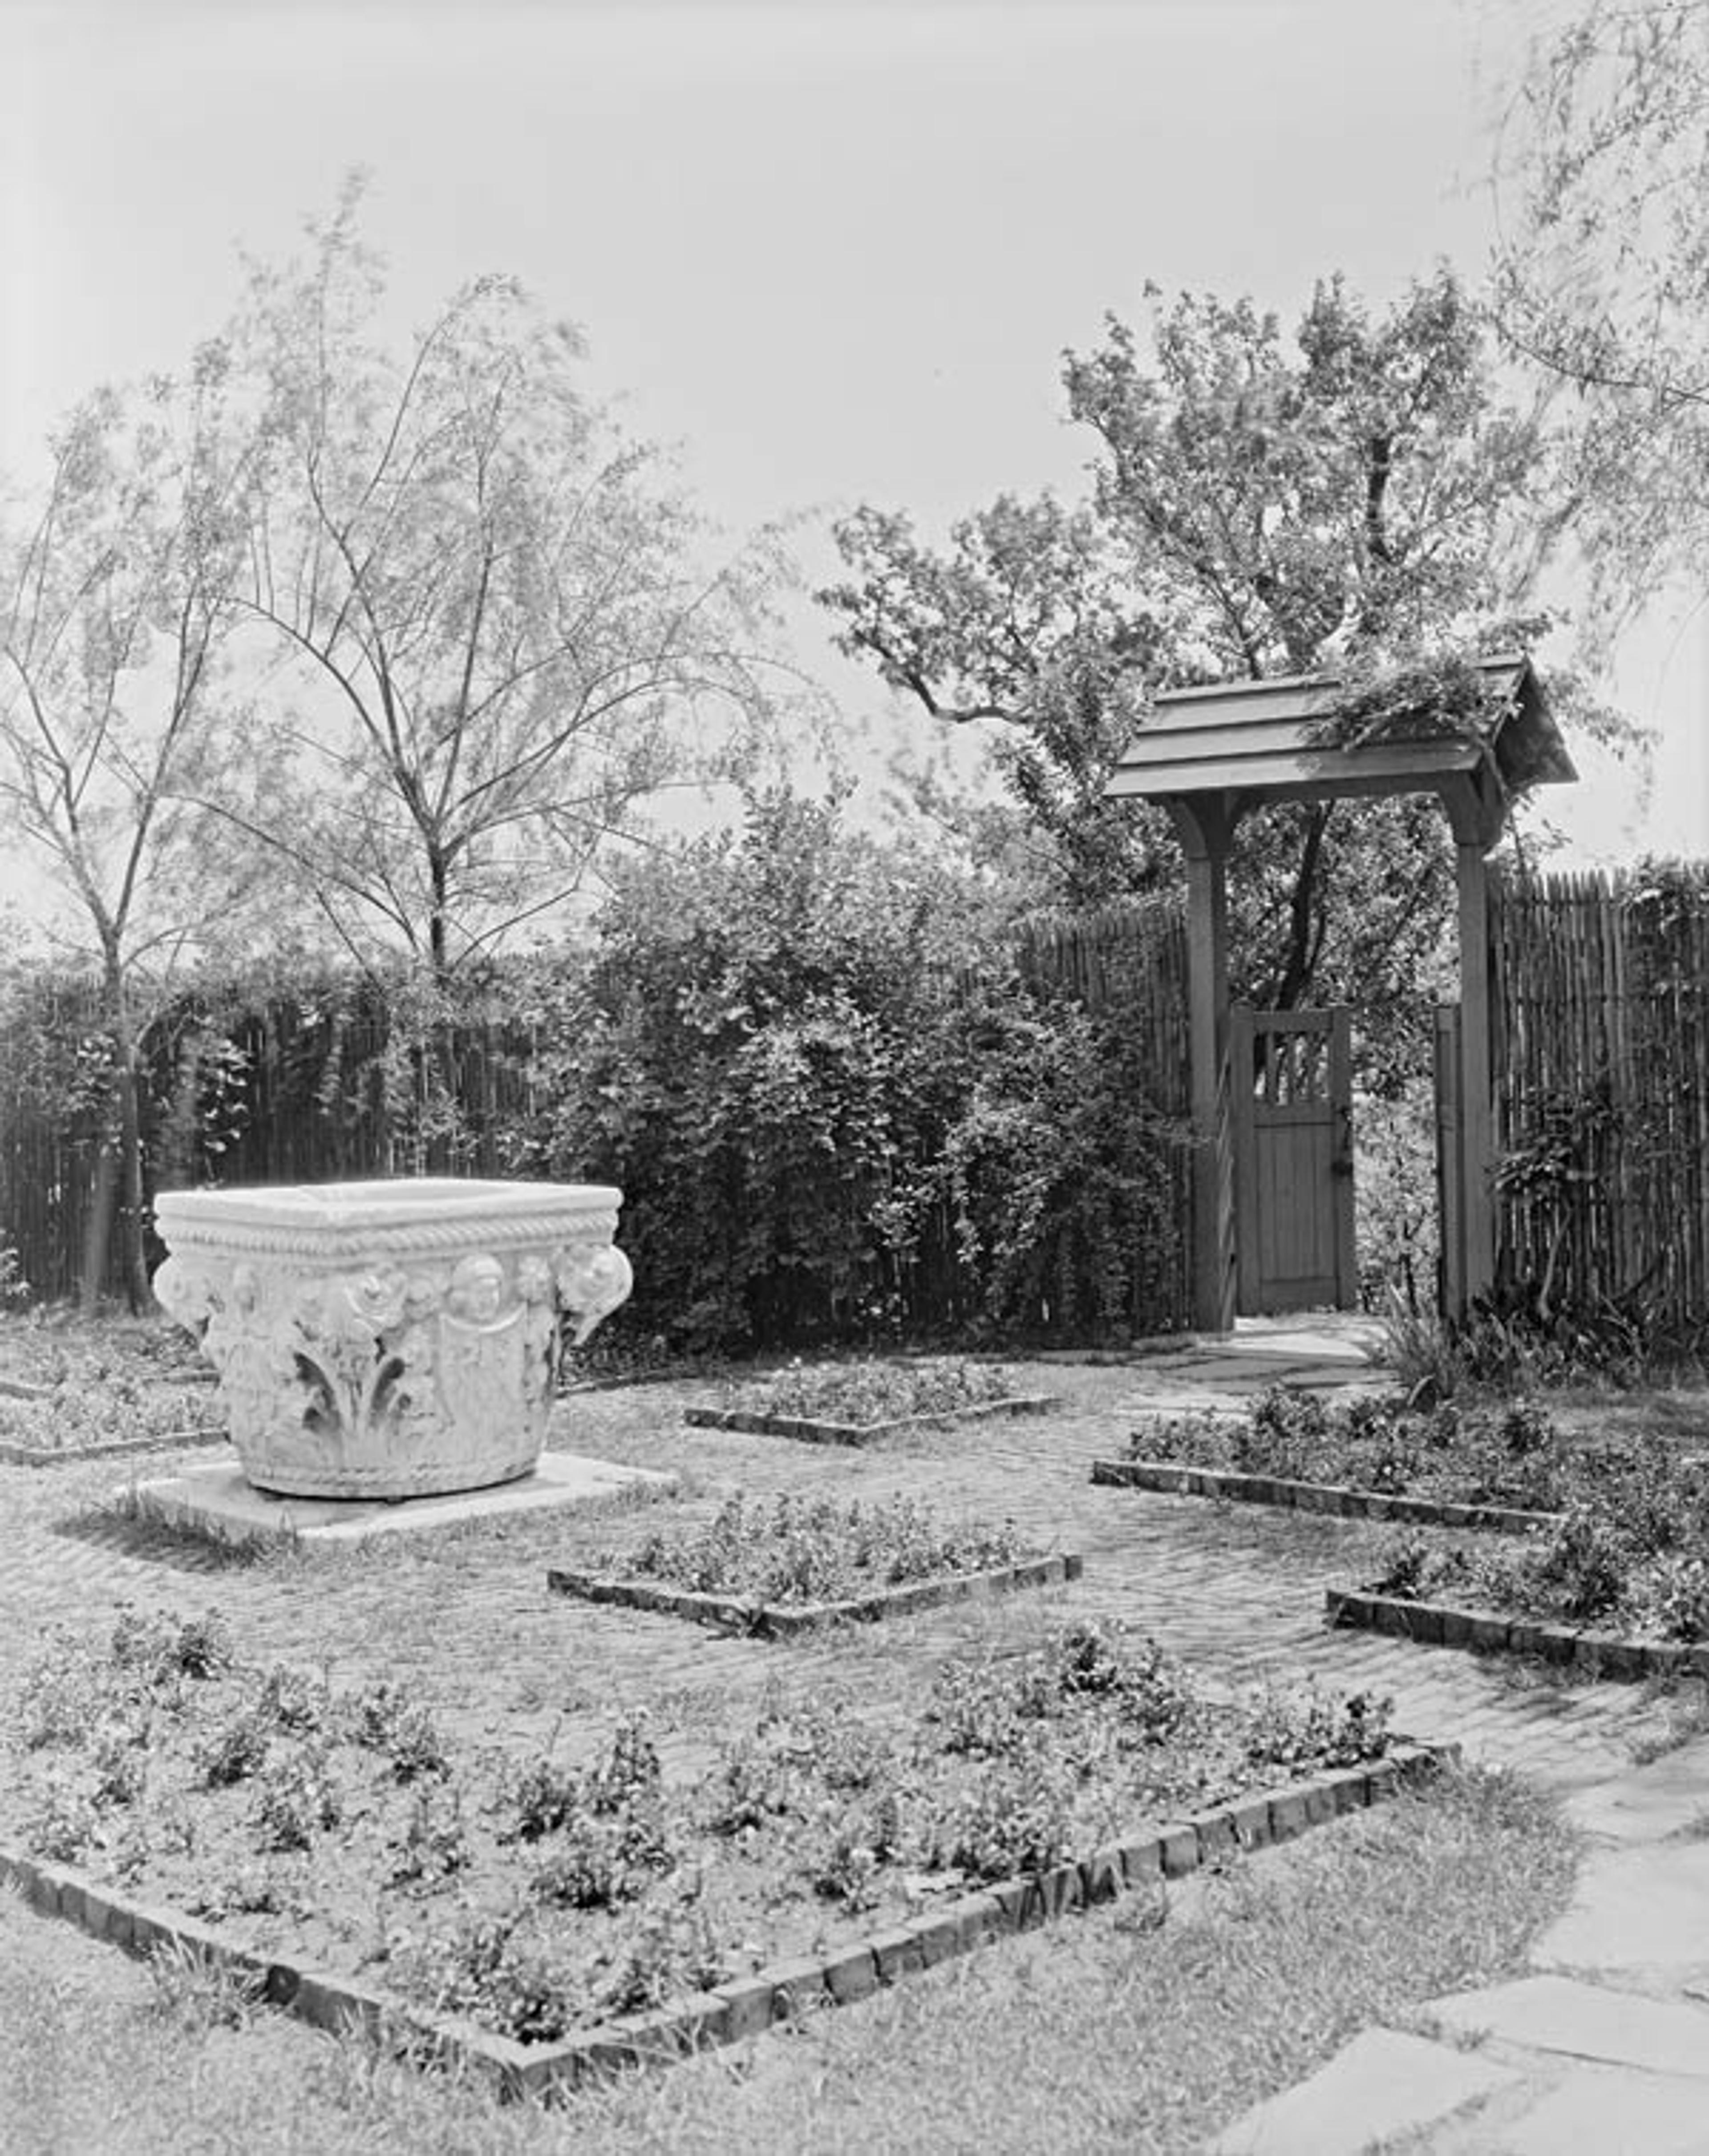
1131, 1382, 1586, 1512
0, 372, 274, 1307
626, 1491, 1025, 1607
1, 1587, 1397, 2059
821, 269, 1589, 1088
515, 790, 1190, 1349
219, 175, 788, 978
1365, 1440, 1709, 1639
1354, 1085, 1440, 1311
1495, 0, 1709, 632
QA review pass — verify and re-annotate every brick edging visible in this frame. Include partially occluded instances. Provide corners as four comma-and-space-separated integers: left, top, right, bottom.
682, 1395, 1064, 1446
1326, 1586, 1709, 1681
0, 1428, 224, 1469
546, 1552, 1086, 1636
0, 1737, 1457, 2101
1095, 1459, 1558, 1536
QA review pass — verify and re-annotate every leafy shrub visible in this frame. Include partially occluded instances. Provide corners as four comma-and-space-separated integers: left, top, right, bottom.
512, 793, 1190, 1351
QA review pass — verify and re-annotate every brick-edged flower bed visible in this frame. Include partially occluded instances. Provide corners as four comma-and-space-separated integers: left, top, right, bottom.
684, 1354, 1060, 1447
1326, 1586, 1709, 1683
685, 1394, 1061, 1447
1093, 1458, 1557, 1537
0, 1740, 1458, 2100
3, 1604, 1424, 2088
548, 1489, 1063, 1638
1114, 1385, 1645, 1523
547, 1551, 1085, 1636
0, 1423, 224, 1468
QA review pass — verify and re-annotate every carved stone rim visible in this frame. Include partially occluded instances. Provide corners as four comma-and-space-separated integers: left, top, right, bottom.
154, 1212, 620, 1263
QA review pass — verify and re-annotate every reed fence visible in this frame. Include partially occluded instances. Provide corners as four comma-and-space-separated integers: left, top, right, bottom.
1490, 863, 1709, 1342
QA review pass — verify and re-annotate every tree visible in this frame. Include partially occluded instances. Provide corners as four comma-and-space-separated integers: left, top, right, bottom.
1494, 0, 1709, 627
219, 179, 788, 981
0, 371, 267, 1307
821, 270, 1570, 1063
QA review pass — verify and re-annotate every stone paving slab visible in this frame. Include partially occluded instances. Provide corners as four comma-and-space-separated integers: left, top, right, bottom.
1484, 2064, 1709, 2156
1422, 1972, 1709, 2079
1532, 1841, 1709, 1985
1209, 2026, 1519, 2155
123, 1452, 676, 1546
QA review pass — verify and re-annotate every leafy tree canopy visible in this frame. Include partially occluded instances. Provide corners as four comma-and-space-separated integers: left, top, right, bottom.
210, 174, 795, 979
820, 268, 1601, 1075
1495, 0, 1709, 629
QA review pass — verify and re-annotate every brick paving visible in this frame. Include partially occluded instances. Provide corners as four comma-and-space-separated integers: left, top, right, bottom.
0, 1327, 1683, 1792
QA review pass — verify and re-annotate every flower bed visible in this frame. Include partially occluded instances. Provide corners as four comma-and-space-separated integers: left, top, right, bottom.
1, 1606, 1426, 2084
1091, 1458, 1556, 1536
1326, 1477, 1709, 1676
1108, 1384, 1701, 1526
686, 1356, 1059, 1445
550, 1492, 1078, 1634
1325, 1585, 1709, 1683
0, 1389, 223, 1467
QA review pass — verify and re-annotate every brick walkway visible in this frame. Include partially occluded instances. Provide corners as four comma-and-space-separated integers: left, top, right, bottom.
0, 1326, 1681, 1792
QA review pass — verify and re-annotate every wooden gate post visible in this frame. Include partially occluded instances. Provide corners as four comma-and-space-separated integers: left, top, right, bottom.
1455, 839, 1496, 1310
1167, 796, 1241, 1335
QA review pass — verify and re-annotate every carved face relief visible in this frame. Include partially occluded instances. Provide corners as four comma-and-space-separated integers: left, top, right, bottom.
447, 1253, 506, 1326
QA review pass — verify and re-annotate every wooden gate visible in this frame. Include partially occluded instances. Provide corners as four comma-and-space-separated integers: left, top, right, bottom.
1231, 1005, 1356, 1314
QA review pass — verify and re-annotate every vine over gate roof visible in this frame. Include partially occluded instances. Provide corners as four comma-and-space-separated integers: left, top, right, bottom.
1104, 654, 1575, 849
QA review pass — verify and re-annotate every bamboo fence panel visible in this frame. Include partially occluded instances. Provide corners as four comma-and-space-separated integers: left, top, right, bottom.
1490, 866, 1709, 1340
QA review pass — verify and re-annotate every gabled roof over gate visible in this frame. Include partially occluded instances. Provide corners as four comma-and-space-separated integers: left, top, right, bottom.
1104, 654, 1575, 813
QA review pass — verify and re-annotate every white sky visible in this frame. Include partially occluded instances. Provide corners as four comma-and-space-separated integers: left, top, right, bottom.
3, 0, 1705, 879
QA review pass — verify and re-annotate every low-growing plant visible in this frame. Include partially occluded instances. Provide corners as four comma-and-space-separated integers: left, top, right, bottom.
14, 1642, 104, 1750
1242, 1684, 1393, 1771
923, 1748, 1077, 1881
251, 1739, 342, 1852
22, 1777, 103, 1864
389, 1784, 471, 1888
197, 1707, 270, 1789
740, 1355, 1019, 1426
628, 1490, 1025, 1607
597, 1893, 731, 2016
109, 1606, 233, 1687
503, 1753, 583, 1844
253, 1662, 331, 1735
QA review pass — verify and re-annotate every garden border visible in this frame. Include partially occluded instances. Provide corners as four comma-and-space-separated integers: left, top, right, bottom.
545, 1552, 1086, 1636
1095, 1459, 1557, 1536
0, 1739, 1458, 2102
0, 1427, 224, 1469
1326, 1586, 1709, 1682
683, 1395, 1064, 1447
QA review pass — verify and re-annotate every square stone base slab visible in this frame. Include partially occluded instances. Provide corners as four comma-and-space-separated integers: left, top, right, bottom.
121, 1454, 676, 1549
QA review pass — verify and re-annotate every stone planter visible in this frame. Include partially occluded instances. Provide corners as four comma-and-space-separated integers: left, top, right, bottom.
152, 1179, 633, 1500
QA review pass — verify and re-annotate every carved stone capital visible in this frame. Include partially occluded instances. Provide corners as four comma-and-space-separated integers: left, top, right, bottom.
152, 1178, 633, 1500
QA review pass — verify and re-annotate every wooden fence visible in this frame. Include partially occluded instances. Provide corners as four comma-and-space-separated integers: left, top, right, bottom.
1490, 864, 1709, 1341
